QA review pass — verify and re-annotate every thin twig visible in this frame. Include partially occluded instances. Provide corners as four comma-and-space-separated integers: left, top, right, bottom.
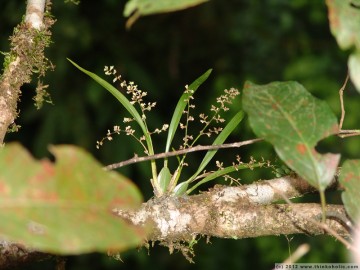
105, 125, 360, 170
104, 138, 263, 170
339, 73, 349, 131
338, 130, 360, 138
337, 73, 360, 137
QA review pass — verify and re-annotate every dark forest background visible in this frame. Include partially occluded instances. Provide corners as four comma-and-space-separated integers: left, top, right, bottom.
1, 0, 359, 269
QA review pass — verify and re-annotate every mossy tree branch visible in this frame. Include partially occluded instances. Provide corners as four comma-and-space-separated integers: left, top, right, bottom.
0, 0, 54, 145
0, 2, 57, 268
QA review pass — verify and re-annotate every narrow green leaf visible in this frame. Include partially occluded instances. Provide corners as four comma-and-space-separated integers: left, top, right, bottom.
157, 166, 172, 193
243, 81, 340, 192
165, 69, 212, 153
0, 143, 144, 254
339, 159, 360, 222
68, 59, 161, 195
187, 110, 244, 184
187, 163, 262, 194
67, 59, 147, 136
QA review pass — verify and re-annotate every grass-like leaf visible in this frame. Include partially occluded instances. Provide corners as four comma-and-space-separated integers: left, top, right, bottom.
165, 69, 212, 153
68, 59, 160, 194
185, 110, 245, 187
186, 162, 263, 194
68, 59, 148, 136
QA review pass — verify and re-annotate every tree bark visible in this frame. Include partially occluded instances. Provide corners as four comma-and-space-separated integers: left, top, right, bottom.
113, 176, 349, 242
0, 241, 53, 270
0, 176, 350, 268
0, 0, 53, 145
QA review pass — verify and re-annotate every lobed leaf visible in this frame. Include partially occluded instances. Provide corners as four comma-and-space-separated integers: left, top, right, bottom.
242, 81, 340, 192
0, 143, 144, 254
339, 159, 360, 222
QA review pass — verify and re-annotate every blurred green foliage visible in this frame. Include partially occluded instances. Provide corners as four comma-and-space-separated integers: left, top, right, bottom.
1, 0, 357, 269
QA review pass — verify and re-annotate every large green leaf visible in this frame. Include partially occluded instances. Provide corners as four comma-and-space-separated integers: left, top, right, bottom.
327, 0, 360, 50
124, 0, 208, 17
0, 143, 144, 254
326, 0, 360, 92
349, 52, 360, 91
124, 0, 208, 28
242, 81, 340, 192
339, 159, 360, 222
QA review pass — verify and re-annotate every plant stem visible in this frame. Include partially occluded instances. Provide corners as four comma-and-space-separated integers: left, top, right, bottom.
143, 132, 161, 196
319, 190, 326, 223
